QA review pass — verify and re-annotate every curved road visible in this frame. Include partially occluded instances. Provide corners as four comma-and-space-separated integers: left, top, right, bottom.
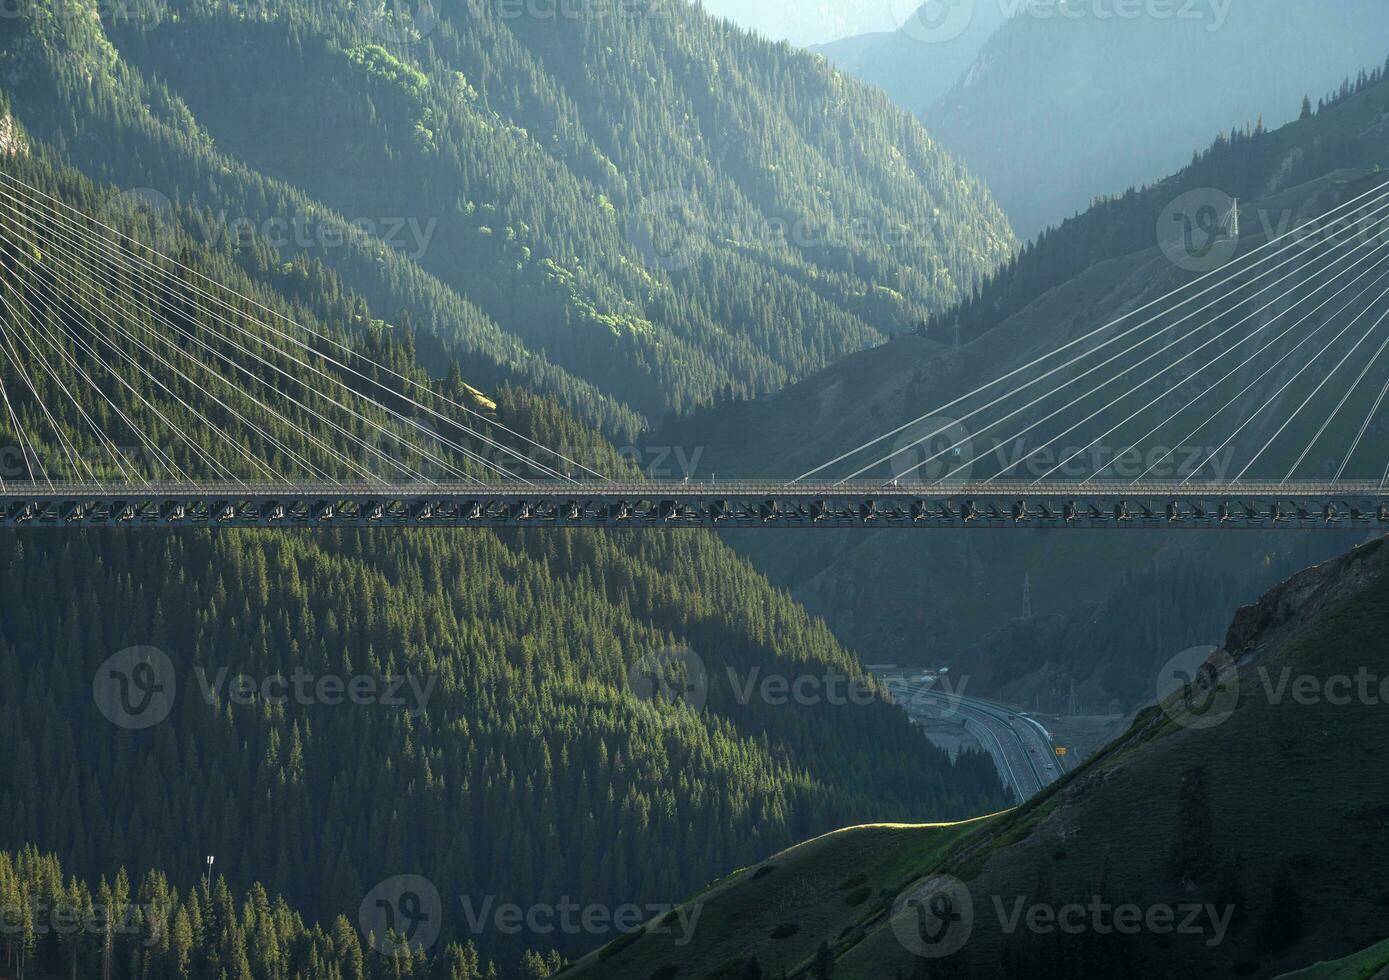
896, 682, 1065, 802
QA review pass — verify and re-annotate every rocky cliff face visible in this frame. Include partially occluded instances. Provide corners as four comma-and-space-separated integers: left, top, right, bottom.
0, 112, 26, 157
1225, 535, 1387, 659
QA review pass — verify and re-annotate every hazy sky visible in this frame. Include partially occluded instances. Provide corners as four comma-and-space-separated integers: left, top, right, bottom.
697, 0, 905, 47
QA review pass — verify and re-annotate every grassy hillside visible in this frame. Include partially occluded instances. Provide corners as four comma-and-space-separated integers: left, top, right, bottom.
1275, 938, 1389, 980
0, 0, 1015, 437
564, 816, 1002, 979
573, 534, 1389, 978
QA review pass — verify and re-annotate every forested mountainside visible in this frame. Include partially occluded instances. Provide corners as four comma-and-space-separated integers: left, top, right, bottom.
659, 62, 1389, 713
0, 846, 511, 979
819, 0, 1389, 240
0, 131, 1007, 969
572, 536, 1389, 978
0, 0, 1014, 439
931, 62, 1389, 360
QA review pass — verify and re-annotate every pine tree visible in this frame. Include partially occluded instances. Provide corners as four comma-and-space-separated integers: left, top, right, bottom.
1168, 766, 1216, 884
1259, 861, 1306, 954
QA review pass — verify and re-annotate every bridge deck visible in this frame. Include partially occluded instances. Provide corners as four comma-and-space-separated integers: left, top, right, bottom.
0, 481, 1385, 529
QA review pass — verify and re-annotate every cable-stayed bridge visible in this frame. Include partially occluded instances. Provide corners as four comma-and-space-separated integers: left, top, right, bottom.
2, 168, 1389, 531
0, 480, 1384, 530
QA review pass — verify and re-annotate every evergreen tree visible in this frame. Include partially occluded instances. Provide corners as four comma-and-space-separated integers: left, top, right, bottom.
1168, 766, 1216, 885
1259, 861, 1307, 955
0, 145, 1009, 970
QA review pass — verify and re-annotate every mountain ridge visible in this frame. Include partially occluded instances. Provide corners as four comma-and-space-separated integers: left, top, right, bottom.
815, 0, 1389, 240
0, 0, 1016, 437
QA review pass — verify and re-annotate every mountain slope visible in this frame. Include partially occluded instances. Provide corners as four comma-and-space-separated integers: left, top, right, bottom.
821, 0, 1389, 240
570, 534, 1389, 978
697, 1, 902, 47
810, 2, 1009, 118
0, 0, 1015, 435
926, 0, 1389, 238
656, 61, 1389, 715
0, 129, 1007, 967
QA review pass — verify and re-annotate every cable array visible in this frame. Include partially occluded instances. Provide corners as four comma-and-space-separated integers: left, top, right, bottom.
797, 177, 1389, 490
0, 170, 605, 488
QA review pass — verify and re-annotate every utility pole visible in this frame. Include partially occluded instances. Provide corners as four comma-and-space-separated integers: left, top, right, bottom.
1022, 573, 1032, 619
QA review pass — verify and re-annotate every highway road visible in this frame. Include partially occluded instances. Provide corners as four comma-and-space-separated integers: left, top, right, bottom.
893, 681, 1066, 802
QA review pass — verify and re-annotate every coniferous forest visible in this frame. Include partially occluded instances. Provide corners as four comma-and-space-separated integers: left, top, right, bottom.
0, 117, 1006, 976
3, 2, 1384, 978
0, 0, 1015, 438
